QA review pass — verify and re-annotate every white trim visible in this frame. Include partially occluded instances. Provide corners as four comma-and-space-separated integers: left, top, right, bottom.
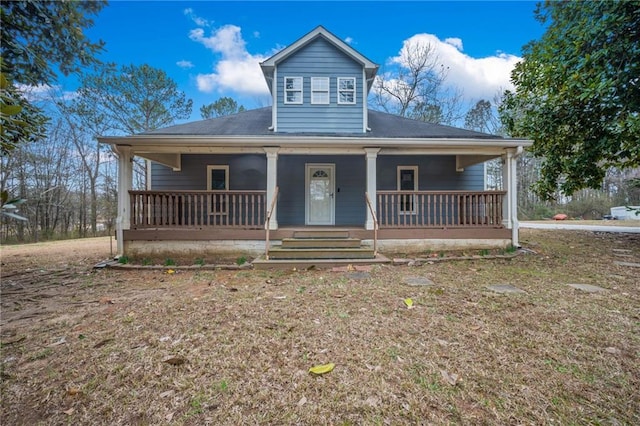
272, 68, 278, 131
364, 148, 380, 230
206, 165, 229, 191
311, 77, 329, 104
337, 77, 356, 104
397, 166, 418, 214
284, 76, 303, 104
362, 69, 368, 132
305, 163, 335, 225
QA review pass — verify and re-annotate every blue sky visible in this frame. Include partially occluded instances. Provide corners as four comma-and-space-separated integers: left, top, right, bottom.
63, 1, 545, 122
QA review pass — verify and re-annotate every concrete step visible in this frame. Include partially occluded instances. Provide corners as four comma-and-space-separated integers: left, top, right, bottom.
293, 230, 350, 239
281, 238, 361, 249
267, 247, 375, 260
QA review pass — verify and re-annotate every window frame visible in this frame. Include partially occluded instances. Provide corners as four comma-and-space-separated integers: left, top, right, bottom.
284, 76, 303, 104
337, 77, 356, 105
397, 166, 418, 214
207, 165, 229, 215
311, 77, 330, 105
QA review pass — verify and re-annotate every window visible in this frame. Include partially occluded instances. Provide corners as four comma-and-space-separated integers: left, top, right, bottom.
337, 77, 356, 104
311, 77, 329, 104
397, 166, 418, 213
207, 165, 229, 214
284, 77, 303, 104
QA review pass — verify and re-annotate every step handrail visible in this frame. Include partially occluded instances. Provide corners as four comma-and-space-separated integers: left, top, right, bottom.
265, 186, 279, 260
365, 192, 378, 256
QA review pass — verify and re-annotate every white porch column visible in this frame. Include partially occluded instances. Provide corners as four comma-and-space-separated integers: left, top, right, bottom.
115, 145, 133, 257
364, 148, 380, 230
501, 148, 520, 247
264, 147, 279, 230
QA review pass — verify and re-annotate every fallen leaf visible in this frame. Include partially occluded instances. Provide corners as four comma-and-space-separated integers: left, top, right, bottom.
99, 297, 114, 304
440, 369, 460, 386
274, 295, 287, 300
297, 396, 307, 406
49, 337, 67, 347
605, 347, 621, 355
63, 408, 74, 416
165, 412, 174, 422
67, 388, 80, 396
93, 338, 114, 348
163, 356, 186, 366
404, 298, 414, 309
309, 363, 335, 375
166, 269, 175, 274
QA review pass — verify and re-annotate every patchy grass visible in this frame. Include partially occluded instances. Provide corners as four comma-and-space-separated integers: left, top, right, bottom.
1, 229, 638, 425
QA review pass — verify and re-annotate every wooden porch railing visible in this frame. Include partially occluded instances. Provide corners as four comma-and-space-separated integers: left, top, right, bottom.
376, 190, 506, 228
129, 190, 266, 229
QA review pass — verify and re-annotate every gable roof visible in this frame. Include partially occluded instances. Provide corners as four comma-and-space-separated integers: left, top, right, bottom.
260, 25, 379, 92
140, 107, 507, 140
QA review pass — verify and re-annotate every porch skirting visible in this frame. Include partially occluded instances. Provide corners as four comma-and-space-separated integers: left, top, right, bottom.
123, 227, 512, 257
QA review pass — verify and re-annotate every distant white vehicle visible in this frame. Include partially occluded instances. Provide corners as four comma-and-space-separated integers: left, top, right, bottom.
610, 206, 640, 220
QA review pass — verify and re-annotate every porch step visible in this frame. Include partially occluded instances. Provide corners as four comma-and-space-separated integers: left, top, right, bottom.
281, 238, 361, 249
293, 230, 350, 239
266, 247, 376, 260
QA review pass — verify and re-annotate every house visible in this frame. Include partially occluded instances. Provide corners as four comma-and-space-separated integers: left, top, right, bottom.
99, 26, 532, 262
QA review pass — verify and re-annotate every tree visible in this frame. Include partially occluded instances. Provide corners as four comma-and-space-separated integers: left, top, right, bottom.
74, 64, 193, 135
0, 0, 106, 153
201, 97, 245, 119
371, 39, 464, 125
464, 100, 500, 135
500, 1, 640, 200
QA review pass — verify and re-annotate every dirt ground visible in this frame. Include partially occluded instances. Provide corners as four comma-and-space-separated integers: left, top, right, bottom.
1, 230, 639, 425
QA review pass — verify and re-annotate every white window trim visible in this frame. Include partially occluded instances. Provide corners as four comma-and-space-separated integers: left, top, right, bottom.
207, 165, 229, 215
284, 76, 303, 104
397, 166, 418, 214
311, 77, 330, 105
337, 77, 356, 105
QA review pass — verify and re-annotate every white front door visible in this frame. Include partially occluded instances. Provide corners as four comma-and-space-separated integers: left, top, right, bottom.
306, 164, 335, 225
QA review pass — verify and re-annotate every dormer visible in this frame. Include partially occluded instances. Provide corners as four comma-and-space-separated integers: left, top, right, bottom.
260, 26, 379, 133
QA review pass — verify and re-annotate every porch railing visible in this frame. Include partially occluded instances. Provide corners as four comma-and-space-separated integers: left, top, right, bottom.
376, 190, 506, 228
129, 190, 266, 229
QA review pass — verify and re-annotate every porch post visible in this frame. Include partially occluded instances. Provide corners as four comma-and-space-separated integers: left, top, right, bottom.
115, 145, 133, 258
264, 147, 279, 230
502, 148, 520, 247
364, 148, 380, 230
501, 151, 513, 230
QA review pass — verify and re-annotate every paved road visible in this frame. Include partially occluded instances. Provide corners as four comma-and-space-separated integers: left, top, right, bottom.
520, 222, 640, 233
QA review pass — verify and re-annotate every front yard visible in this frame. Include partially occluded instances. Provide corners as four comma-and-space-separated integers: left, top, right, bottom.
1, 229, 638, 425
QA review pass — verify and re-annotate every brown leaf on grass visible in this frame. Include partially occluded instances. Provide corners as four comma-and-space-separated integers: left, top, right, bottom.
63, 408, 74, 416
93, 338, 114, 348
67, 388, 80, 396
163, 356, 186, 366
99, 297, 114, 304
440, 369, 460, 386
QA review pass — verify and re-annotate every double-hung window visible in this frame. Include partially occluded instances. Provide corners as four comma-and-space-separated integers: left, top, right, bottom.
311, 77, 329, 104
207, 165, 229, 214
337, 77, 356, 104
398, 166, 418, 213
284, 77, 303, 104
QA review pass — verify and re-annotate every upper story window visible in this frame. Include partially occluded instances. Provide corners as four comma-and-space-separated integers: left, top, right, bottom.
337, 77, 356, 104
311, 77, 329, 104
284, 77, 303, 104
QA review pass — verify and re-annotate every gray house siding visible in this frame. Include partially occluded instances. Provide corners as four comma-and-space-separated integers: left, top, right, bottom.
151, 154, 267, 190
277, 155, 366, 226
276, 37, 364, 133
377, 156, 484, 191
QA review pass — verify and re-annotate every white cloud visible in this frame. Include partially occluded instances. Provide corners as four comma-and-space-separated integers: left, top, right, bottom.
176, 60, 194, 69
16, 83, 77, 102
390, 33, 520, 102
344, 36, 354, 45
183, 8, 210, 27
189, 24, 270, 96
